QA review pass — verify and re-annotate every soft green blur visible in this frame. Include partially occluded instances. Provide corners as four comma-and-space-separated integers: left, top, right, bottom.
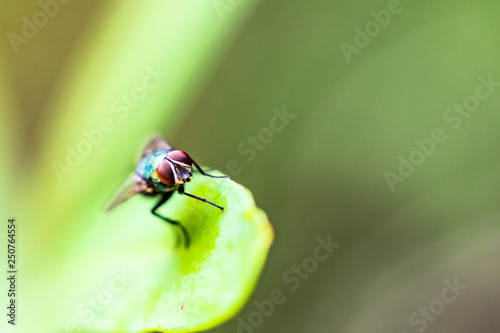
2, 0, 500, 332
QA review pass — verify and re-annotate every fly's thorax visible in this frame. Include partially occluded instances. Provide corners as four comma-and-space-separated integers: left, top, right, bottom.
136, 151, 169, 185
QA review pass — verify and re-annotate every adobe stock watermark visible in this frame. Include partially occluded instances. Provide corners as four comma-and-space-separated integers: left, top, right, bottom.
340, 0, 406, 64
52, 65, 168, 182
213, 0, 244, 21
7, 0, 72, 54
385, 74, 500, 192
225, 106, 295, 177
64, 267, 135, 333
235, 235, 340, 333
401, 277, 467, 333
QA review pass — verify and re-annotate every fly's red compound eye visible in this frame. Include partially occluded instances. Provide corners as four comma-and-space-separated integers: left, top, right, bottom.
157, 160, 175, 186
167, 150, 192, 165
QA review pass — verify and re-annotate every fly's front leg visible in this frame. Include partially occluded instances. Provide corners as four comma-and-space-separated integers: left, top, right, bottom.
151, 191, 190, 247
191, 159, 230, 179
178, 185, 226, 212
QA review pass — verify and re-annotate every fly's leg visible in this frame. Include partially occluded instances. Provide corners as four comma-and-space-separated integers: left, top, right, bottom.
151, 191, 190, 247
192, 159, 231, 179
178, 185, 226, 212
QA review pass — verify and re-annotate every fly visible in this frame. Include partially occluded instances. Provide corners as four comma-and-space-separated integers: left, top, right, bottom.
107, 136, 230, 247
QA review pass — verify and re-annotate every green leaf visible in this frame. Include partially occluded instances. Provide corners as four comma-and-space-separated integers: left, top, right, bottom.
145, 176, 274, 332
55, 174, 273, 333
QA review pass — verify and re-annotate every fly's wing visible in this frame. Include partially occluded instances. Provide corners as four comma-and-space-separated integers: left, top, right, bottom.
106, 174, 149, 211
141, 135, 172, 157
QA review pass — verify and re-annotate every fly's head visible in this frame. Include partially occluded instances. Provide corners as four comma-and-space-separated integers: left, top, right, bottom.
157, 150, 193, 186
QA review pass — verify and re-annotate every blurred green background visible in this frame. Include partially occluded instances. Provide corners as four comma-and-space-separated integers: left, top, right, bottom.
1, 0, 500, 332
